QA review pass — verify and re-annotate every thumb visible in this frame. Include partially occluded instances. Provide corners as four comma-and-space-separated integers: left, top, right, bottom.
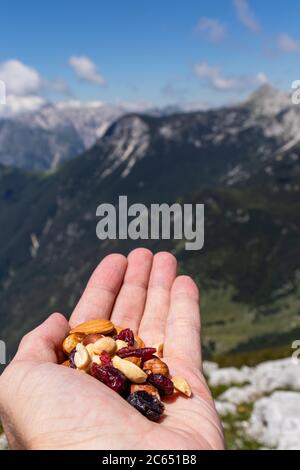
13, 313, 70, 364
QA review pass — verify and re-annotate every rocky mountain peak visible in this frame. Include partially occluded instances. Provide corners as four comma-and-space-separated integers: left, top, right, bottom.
245, 84, 291, 116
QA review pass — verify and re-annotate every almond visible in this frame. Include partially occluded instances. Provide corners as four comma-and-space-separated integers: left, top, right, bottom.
143, 358, 169, 377
93, 336, 116, 355
172, 376, 192, 397
74, 343, 91, 370
70, 319, 114, 335
112, 355, 147, 383
130, 384, 160, 399
62, 333, 85, 354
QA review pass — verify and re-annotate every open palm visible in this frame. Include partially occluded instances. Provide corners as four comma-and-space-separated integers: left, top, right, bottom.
0, 249, 224, 450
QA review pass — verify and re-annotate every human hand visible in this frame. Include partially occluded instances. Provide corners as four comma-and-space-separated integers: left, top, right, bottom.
0, 249, 224, 450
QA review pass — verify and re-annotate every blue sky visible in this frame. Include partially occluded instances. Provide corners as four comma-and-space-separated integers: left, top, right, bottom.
1, 0, 300, 109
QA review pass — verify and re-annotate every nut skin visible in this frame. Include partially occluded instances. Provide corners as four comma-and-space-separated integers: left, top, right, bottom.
143, 358, 169, 377
70, 319, 114, 335
112, 355, 147, 384
63, 333, 85, 354
82, 333, 103, 346
124, 356, 142, 367
93, 336, 116, 355
130, 384, 160, 400
172, 376, 192, 397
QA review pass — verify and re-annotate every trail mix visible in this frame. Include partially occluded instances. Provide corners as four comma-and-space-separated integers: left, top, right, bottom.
61, 319, 192, 422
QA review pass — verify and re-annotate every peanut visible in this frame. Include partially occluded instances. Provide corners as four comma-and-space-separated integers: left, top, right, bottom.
74, 343, 91, 370
124, 356, 142, 367
93, 336, 116, 355
112, 355, 147, 384
116, 339, 128, 351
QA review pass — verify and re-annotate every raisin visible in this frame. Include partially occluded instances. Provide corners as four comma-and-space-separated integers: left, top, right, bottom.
100, 350, 112, 366
90, 364, 127, 394
69, 348, 76, 369
114, 328, 135, 346
117, 347, 156, 361
127, 391, 164, 422
147, 374, 174, 396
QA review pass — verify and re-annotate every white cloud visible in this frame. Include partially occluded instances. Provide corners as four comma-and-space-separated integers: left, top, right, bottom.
194, 62, 267, 91
0, 59, 43, 96
233, 0, 260, 32
68, 56, 105, 85
0, 59, 69, 116
195, 17, 226, 42
3, 95, 46, 116
277, 34, 300, 53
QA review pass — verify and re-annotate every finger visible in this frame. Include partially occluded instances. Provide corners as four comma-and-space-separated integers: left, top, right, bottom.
110, 248, 153, 333
164, 276, 201, 369
69, 253, 127, 327
138, 252, 177, 346
13, 313, 70, 363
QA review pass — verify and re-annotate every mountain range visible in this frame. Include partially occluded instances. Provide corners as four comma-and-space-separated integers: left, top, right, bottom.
0, 84, 299, 367
0, 100, 203, 171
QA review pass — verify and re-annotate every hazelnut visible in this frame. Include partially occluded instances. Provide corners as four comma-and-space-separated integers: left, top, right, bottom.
62, 333, 85, 354
143, 358, 169, 377
82, 333, 103, 346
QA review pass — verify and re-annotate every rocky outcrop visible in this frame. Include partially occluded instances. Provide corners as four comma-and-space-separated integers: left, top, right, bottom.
204, 358, 300, 450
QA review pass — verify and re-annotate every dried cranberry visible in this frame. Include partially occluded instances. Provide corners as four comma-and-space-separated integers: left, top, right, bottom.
69, 348, 76, 369
90, 364, 127, 394
117, 347, 156, 361
147, 374, 174, 396
127, 391, 164, 422
100, 350, 112, 366
114, 328, 135, 346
